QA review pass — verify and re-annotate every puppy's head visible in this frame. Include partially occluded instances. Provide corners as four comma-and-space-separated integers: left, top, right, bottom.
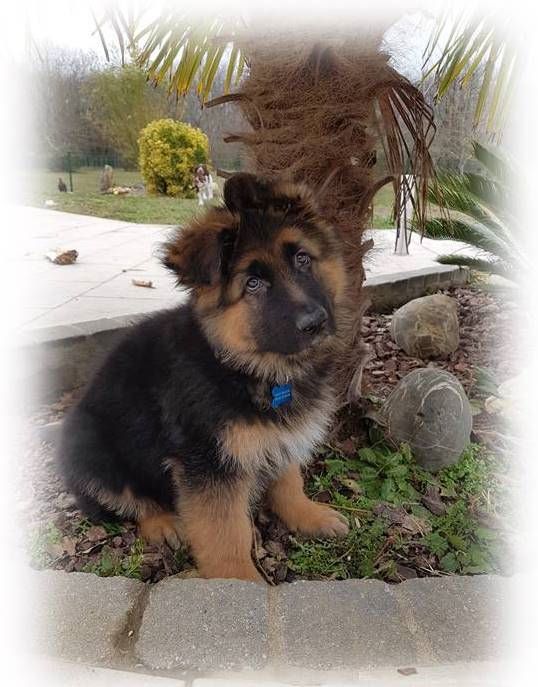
162, 173, 346, 360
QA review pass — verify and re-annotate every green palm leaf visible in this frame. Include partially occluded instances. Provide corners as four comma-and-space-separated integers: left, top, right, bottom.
424, 140, 522, 281
435, 255, 513, 280
423, 11, 517, 136
92, 7, 246, 102
423, 218, 513, 265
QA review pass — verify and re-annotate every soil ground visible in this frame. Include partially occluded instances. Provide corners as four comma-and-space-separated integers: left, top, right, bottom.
16, 285, 520, 584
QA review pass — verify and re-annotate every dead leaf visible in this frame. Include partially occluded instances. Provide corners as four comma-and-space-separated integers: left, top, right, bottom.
265, 540, 286, 558
45, 542, 64, 558
399, 514, 431, 535
61, 536, 76, 557
373, 503, 407, 524
85, 525, 107, 542
45, 249, 78, 265
396, 564, 418, 580
421, 485, 446, 516
337, 438, 356, 456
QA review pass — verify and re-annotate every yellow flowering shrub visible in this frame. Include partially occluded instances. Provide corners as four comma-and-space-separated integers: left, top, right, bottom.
138, 119, 210, 198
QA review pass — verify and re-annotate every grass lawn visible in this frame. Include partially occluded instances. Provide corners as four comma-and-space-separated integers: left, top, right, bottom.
21, 167, 396, 227
20, 168, 204, 225
371, 184, 395, 228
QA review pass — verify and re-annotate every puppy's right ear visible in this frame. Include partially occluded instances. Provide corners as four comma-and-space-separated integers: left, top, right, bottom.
161, 222, 236, 288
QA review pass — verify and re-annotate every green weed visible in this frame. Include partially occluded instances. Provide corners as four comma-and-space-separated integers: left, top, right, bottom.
28, 522, 63, 568
290, 441, 511, 581
84, 538, 145, 579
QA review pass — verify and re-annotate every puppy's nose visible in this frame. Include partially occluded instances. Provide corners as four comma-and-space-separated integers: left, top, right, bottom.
296, 305, 328, 336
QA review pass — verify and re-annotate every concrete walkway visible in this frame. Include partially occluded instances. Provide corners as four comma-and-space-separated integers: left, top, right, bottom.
14, 206, 472, 336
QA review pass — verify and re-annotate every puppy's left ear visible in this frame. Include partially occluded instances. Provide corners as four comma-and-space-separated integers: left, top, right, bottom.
161, 223, 236, 287
223, 173, 273, 213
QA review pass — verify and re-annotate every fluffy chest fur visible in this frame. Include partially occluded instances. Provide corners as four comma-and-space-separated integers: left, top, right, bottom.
217, 387, 336, 476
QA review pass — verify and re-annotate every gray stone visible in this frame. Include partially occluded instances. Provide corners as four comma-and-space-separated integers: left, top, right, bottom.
381, 367, 472, 471
136, 579, 269, 671
393, 575, 512, 663
274, 580, 417, 670
30, 570, 144, 663
391, 294, 459, 358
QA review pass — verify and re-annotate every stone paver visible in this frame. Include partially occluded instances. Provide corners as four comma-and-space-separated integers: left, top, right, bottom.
136, 578, 269, 671
274, 580, 418, 670
30, 570, 144, 664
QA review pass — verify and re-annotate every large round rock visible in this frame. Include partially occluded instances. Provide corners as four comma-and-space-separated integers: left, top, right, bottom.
381, 368, 472, 472
391, 294, 459, 358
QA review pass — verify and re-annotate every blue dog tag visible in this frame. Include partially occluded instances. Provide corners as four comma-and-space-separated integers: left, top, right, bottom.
271, 383, 292, 409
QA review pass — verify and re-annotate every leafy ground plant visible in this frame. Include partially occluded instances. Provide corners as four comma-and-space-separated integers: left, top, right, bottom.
289, 440, 512, 581
83, 538, 145, 579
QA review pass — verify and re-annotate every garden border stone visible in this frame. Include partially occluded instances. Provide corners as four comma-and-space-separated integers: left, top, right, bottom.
29, 570, 145, 664
27, 569, 515, 681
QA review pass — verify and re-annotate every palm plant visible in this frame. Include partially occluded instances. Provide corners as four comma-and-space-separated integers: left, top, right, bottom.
90, 6, 517, 399
422, 10, 516, 136
423, 141, 525, 282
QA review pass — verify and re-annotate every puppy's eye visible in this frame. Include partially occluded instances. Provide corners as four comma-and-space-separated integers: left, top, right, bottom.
246, 276, 263, 293
295, 250, 311, 269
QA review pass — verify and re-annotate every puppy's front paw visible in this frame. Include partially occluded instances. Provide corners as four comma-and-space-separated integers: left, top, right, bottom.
292, 503, 349, 539
139, 513, 183, 548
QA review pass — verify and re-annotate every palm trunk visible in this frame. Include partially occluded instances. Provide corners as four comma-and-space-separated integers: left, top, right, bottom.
207, 30, 435, 404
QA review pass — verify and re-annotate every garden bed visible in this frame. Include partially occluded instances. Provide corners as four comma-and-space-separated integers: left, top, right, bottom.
17, 285, 519, 585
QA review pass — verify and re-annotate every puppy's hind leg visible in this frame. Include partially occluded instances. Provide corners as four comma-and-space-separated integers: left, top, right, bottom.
82, 481, 184, 549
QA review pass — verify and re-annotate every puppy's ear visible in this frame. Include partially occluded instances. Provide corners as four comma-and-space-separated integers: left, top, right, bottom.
223, 173, 273, 213
161, 222, 236, 287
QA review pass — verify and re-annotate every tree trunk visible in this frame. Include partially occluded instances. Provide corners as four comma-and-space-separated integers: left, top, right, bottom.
208, 30, 435, 404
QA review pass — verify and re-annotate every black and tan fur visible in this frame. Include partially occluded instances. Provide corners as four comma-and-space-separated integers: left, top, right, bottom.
58, 173, 349, 582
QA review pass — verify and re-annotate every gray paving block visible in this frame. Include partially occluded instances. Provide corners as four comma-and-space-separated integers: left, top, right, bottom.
30, 570, 144, 663
136, 578, 269, 671
393, 575, 512, 663
274, 580, 417, 670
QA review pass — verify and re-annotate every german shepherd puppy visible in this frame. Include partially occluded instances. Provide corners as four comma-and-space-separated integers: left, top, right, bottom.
58, 173, 349, 582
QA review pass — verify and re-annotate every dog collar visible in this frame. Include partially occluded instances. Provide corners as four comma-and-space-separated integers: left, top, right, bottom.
271, 382, 292, 409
